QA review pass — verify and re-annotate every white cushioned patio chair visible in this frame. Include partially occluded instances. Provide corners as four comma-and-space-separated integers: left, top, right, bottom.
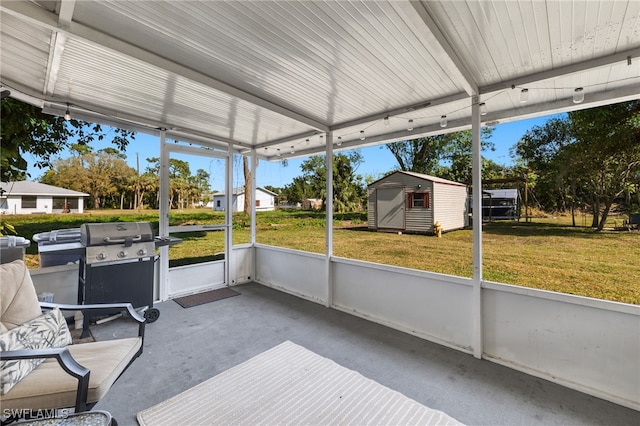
0, 260, 146, 423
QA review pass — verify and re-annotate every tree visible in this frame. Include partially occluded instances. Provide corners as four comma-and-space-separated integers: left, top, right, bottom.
243, 156, 252, 214
41, 150, 136, 209
281, 176, 311, 207
514, 101, 640, 230
1, 98, 135, 181
144, 157, 211, 209
385, 128, 495, 183
512, 117, 574, 213
286, 152, 366, 212
568, 102, 640, 230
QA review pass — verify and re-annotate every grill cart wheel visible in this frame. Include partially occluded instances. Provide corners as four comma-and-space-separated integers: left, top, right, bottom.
144, 308, 160, 323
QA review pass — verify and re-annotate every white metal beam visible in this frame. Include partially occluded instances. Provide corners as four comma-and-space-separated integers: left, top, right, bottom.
482, 84, 640, 126
471, 95, 482, 360
43, 32, 67, 97
225, 144, 234, 286
481, 48, 640, 94
325, 132, 334, 309
409, 0, 478, 96
166, 144, 229, 160
253, 130, 322, 150
331, 93, 467, 132
0, 0, 330, 133
158, 130, 170, 301
40, 99, 249, 152
56, 0, 76, 28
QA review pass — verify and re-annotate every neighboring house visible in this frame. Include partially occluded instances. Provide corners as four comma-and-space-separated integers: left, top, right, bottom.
212, 187, 276, 212
0, 181, 89, 214
482, 189, 520, 220
367, 171, 467, 234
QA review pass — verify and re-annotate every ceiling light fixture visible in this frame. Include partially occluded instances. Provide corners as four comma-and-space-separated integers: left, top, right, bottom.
290, 146, 295, 154
407, 119, 414, 131
384, 116, 390, 127
520, 88, 529, 103
276, 149, 281, 157
337, 136, 342, 146
440, 115, 447, 128
573, 87, 584, 104
360, 130, 365, 141
480, 102, 487, 116
64, 103, 71, 121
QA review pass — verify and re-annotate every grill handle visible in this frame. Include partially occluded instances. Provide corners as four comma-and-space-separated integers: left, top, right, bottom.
103, 235, 142, 246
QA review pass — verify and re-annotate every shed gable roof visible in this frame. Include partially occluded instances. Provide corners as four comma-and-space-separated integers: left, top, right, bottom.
213, 187, 276, 197
368, 171, 466, 188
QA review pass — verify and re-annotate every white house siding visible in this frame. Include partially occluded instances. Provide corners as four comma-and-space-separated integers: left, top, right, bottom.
212, 188, 275, 212
0, 182, 87, 214
255, 189, 275, 211
212, 194, 239, 212
2, 196, 21, 214
433, 183, 467, 231
2, 195, 52, 214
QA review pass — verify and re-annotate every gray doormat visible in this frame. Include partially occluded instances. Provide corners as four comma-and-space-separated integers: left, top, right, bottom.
173, 288, 240, 308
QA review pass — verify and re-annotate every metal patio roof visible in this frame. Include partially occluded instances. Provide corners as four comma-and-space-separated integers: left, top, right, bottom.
1, 1, 639, 161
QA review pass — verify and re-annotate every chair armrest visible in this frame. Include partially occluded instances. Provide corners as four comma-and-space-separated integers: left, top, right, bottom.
40, 302, 147, 338
0, 347, 90, 413
40, 301, 146, 323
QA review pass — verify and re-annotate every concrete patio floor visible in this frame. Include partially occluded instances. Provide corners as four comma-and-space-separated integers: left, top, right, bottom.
92, 282, 639, 426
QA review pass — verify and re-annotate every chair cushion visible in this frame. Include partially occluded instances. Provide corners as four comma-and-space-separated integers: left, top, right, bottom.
0, 308, 72, 395
0, 260, 42, 331
0, 337, 142, 410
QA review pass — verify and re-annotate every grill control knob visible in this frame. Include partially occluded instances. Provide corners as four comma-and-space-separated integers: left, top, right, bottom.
137, 249, 147, 256
118, 250, 128, 258
97, 252, 108, 261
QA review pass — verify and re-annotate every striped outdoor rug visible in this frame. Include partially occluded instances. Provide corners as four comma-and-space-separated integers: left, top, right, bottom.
137, 341, 463, 425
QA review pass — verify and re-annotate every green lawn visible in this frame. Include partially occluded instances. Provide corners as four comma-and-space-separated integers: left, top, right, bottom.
3, 210, 638, 305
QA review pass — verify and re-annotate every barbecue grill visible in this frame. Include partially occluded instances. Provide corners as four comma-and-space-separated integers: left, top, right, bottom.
77, 222, 169, 337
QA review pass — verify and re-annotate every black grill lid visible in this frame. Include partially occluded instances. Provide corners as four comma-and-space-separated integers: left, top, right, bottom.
80, 222, 154, 246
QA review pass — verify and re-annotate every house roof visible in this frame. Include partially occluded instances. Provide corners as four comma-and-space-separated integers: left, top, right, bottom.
213, 187, 276, 197
0, 181, 89, 197
1, 1, 638, 161
369, 171, 466, 188
483, 189, 519, 199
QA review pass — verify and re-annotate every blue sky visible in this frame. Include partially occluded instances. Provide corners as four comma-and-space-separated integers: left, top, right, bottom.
27, 115, 559, 192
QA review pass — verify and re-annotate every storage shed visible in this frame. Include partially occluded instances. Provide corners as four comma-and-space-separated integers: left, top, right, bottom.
367, 171, 467, 234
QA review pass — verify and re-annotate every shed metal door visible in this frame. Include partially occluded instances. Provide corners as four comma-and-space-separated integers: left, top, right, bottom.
376, 188, 405, 229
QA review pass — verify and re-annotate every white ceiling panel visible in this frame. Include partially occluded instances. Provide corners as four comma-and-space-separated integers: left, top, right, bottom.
1, 0, 638, 162
0, 11, 51, 94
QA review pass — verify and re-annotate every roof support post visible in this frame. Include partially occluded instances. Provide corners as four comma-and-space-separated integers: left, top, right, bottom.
158, 130, 170, 301
471, 95, 483, 359
325, 131, 334, 308
250, 150, 257, 245
225, 144, 234, 286
250, 149, 257, 283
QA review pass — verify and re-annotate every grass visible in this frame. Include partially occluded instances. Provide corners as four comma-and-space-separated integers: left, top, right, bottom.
3, 209, 638, 305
